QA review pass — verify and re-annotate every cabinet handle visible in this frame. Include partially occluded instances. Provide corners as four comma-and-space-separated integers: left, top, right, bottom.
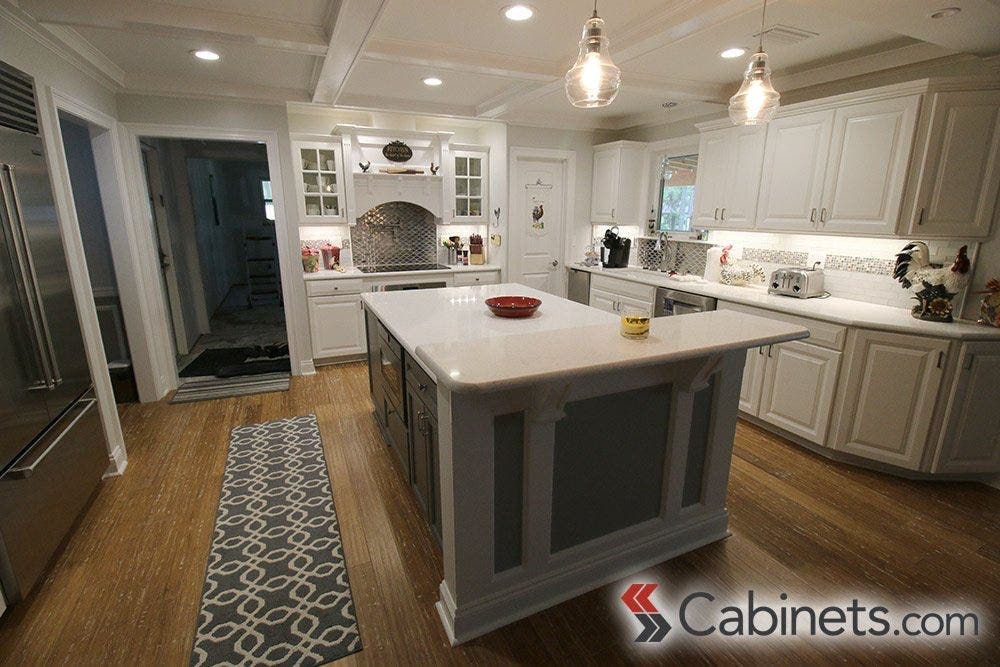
418, 382, 428, 391
936, 350, 945, 369
758, 346, 764, 356
964, 354, 975, 371
917, 207, 925, 226
714, 207, 719, 220
809, 208, 816, 222
417, 411, 428, 435
767, 345, 774, 358
720, 207, 726, 221
820, 208, 827, 222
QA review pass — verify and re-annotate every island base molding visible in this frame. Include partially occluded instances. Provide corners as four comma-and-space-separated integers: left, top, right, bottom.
435, 511, 730, 645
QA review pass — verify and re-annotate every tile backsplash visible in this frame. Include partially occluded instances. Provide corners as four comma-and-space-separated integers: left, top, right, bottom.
353, 201, 437, 268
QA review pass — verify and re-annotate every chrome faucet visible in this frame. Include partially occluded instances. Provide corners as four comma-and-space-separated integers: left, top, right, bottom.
656, 232, 673, 272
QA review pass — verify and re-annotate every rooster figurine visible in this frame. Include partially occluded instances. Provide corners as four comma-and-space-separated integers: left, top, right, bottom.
893, 242, 971, 322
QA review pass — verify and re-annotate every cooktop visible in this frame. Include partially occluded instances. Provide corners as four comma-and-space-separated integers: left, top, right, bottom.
359, 263, 450, 273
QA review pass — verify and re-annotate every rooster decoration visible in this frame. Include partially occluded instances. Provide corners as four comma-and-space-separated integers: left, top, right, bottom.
531, 204, 544, 230
893, 242, 971, 322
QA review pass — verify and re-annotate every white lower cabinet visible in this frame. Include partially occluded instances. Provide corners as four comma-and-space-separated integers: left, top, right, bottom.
740, 341, 840, 445
829, 330, 949, 469
589, 274, 656, 314
588, 287, 619, 314
931, 342, 1000, 473
452, 269, 500, 286
308, 294, 366, 359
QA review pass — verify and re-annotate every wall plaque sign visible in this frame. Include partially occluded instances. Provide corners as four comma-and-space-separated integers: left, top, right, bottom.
382, 140, 413, 163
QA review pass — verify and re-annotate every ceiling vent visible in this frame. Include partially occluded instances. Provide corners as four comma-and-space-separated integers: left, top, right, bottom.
0, 62, 38, 135
753, 24, 819, 47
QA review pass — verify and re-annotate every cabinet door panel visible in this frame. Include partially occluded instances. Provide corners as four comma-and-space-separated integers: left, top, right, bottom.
759, 341, 841, 445
588, 287, 619, 314
932, 343, 1000, 473
692, 129, 731, 227
591, 148, 619, 223
308, 294, 365, 358
909, 91, 1000, 238
756, 110, 833, 231
820, 96, 919, 235
738, 346, 767, 415
831, 331, 947, 469
722, 126, 766, 229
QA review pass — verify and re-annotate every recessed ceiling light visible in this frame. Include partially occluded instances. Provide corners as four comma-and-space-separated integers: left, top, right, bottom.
720, 47, 747, 59
502, 4, 534, 21
929, 6, 961, 18
191, 49, 220, 61
423, 76, 443, 87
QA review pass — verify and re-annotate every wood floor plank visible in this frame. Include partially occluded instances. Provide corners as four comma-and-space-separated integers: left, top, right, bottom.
0, 362, 996, 665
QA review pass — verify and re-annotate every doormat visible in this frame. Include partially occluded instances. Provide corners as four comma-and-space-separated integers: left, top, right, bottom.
180, 344, 289, 378
191, 415, 362, 666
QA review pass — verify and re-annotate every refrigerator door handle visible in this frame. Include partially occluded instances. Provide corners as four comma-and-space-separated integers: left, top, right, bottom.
1, 398, 97, 480
1, 164, 61, 389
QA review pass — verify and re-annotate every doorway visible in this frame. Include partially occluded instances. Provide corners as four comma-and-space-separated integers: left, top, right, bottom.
137, 138, 289, 397
58, 113, 139, 404
508, 147, 575, 296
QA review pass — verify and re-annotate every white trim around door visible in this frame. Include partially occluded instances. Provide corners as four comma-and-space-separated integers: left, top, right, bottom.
43, 87, 129, 476
118, 123, 300, 398
507, 146, 576, 297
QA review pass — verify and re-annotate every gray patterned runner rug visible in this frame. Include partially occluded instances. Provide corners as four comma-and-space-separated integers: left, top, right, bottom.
191, 414, 361, 666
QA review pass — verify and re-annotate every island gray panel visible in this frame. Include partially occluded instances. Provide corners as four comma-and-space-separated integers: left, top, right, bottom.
550, 385, 671, 553
682, 378, 715, 508
493, 411, 525, 573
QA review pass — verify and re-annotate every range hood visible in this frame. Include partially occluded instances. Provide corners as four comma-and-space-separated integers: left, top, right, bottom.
353, 173, 443, 220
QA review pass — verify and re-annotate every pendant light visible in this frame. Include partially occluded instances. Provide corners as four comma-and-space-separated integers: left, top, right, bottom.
728, 0, 780, 125
565, 0, 621, 108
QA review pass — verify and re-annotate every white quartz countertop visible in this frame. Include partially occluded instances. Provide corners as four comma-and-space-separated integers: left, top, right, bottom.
570, 264, 1000, 341
362, 283, 808, 393
304, 264, 501, 281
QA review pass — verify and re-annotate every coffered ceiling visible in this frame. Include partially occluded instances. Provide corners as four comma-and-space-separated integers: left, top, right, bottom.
11, 0, 1000, 130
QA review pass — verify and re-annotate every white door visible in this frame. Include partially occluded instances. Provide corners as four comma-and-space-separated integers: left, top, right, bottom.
758, 341, 841, 445
308, 295, 365, 358
140, 145, 189, 355
819, 96, 920, 235
511, 156, 566, 295
738, 346, 767, 415
907, 90, 1000, 238
721, 125, 766, 229
692, 128, 730, 227
932, 342, 1000, 473
830, 330, 948, 469
756, 109, 834, 231
590, 146, 618, 223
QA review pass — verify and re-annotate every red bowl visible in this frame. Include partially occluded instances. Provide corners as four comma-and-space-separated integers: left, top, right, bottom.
485, 296, 541, 318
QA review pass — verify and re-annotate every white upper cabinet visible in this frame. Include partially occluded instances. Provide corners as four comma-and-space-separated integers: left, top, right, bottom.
905, 90, 1000, 238
756, 109, 834, 231
692, 125, 765, 229
449, 146, 489, 223
819, 96, 920, 235
591, 141, 645, 225
293, 139, 347, 224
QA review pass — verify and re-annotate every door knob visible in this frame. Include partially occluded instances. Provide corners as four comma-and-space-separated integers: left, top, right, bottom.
551, 259, 559, 267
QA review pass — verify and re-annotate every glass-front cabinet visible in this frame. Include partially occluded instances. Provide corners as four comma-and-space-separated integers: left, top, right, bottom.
450, 146, 489, 223
294, 140, 346, 224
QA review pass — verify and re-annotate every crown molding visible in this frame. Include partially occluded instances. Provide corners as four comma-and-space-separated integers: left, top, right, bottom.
0, 3, 123, 91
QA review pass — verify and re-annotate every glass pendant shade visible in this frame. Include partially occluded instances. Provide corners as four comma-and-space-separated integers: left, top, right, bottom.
565, 14, 621, 108
728, 51, 780, 125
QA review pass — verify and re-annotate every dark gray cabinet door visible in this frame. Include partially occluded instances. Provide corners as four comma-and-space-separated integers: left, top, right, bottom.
406, 382, 432, 521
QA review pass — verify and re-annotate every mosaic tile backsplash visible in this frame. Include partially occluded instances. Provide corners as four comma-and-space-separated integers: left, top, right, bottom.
352, 201, 437, 268
636, 238, 711, 275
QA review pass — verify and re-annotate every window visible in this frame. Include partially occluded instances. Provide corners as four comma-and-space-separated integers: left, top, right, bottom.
261, 179, 275, 221
656, 154, 697, 232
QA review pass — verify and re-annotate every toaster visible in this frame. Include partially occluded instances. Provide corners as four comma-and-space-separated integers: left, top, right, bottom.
768, 266, 825, 298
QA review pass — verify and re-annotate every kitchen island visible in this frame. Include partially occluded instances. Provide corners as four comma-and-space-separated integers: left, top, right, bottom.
361, 283, 808, 644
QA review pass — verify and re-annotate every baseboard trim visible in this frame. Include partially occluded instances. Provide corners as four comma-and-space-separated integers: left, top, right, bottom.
102, 444, 128, 479
299, 359, 316, 376
437, 511, 729, 645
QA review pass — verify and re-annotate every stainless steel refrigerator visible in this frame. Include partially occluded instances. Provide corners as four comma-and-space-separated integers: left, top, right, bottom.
0, 61, 108, 605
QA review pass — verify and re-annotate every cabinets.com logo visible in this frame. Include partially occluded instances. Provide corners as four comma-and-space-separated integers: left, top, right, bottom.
620, 583, 981, 643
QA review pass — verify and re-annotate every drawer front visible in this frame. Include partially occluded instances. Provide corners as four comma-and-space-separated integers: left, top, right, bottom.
718, 301, 846, 350
453, 270, 500, 286
306, 278, 363, 296
590, 274, 656, 302
404, 352, 437, 413
0, 393, 106, 600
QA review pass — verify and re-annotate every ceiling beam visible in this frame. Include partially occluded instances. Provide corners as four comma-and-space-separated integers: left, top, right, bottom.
18, 0, 329, 55
363, 37, 556, 82
311, 0, 389, 104
124, 73, 310, 105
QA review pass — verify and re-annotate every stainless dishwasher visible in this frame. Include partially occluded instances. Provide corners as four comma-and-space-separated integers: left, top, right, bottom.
567, 267, 591, 305
654, 287, 717, 316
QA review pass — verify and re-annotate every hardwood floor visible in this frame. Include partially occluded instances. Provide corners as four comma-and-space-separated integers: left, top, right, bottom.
0, 362, 997, 665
